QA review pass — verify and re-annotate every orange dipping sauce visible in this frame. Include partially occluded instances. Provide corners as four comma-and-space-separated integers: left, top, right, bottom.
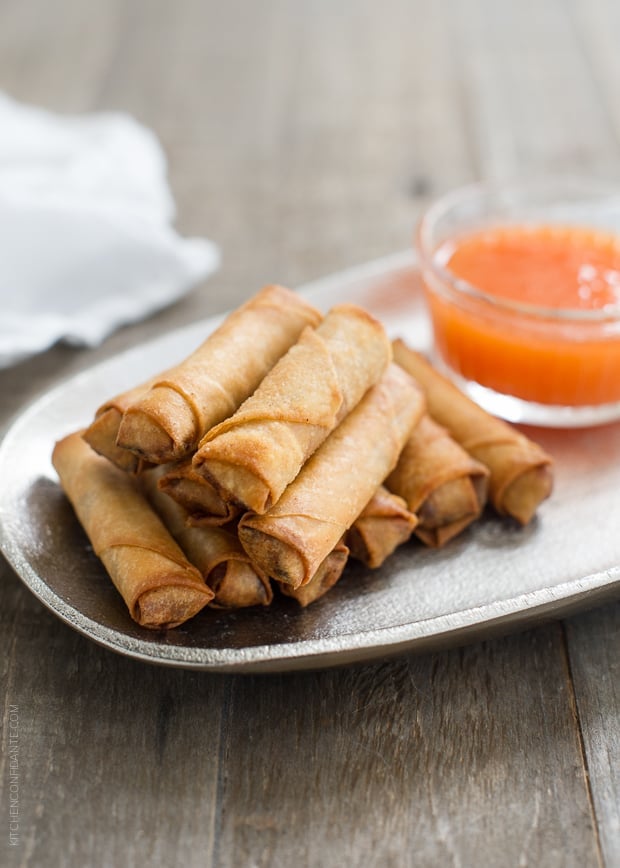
425, 224, 620, 408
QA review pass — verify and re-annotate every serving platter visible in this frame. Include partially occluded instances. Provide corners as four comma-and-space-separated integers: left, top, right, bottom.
1, 249, 619, 672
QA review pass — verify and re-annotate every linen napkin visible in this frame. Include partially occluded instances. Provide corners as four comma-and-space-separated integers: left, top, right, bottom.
0, 92, 219, 368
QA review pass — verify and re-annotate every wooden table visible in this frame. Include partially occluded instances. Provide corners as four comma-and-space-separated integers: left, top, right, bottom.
1, 2, 618, 865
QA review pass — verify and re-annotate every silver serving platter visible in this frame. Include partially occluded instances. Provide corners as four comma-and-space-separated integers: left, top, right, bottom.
1, 250, 619, 671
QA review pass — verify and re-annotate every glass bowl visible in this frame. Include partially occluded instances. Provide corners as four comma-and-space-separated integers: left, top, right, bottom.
415, 179, 620, 427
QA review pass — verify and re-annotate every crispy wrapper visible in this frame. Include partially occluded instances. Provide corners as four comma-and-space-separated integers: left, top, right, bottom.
393, 341, 553, 525
193, 304, 391, 512
157, 458, 240, 527
52, 432, 213, 629
346, 486, 417, 568
83, 379, 159, 473
386, 414, 489, 547
278, 542, 350, 607
116, 285, 322, 464
141, 468, 272, 609
238, 364, 425, 588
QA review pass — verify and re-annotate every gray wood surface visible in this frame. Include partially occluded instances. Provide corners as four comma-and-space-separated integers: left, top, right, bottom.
0, 1, 618, 866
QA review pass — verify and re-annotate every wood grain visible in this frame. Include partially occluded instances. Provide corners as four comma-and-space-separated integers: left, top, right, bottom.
565, 604, 620, 868
213, 629, 599, 868
0, 1, 619, 866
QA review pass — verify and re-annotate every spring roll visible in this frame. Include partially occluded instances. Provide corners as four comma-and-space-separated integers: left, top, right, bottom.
238, 364, 425, 588
193, 305, 391, 512
386, 415, 489, 547
52, 432, 213, 629
346, 486, 418, 568
116, 285, 322, 464
157, 458, 240, 527
278, 542, 350, 607
83, 379, 160, 473
393, 340, 553, 525
141, 468, 272, 608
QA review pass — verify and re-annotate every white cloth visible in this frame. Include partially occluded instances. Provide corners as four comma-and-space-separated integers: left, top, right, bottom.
0, 93, 220, 367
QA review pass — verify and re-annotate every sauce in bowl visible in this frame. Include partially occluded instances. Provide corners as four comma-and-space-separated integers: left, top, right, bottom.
417, 182, 620, 426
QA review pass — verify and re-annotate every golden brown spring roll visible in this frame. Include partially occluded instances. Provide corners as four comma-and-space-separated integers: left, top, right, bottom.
83, 379, 159, 473
278, 542, 350, 607
386, 415, 489, 547
52, 432, 213, 629
393, 340, 553, 525
345, 486, 418, 568
238, 364, 425, 588
141, 468, 272, 608
116, 285, 322, 464
157, 458, 240, 527
193, 304, 391, 512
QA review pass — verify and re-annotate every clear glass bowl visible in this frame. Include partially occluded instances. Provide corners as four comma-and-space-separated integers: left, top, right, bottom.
415, 179, 620, 427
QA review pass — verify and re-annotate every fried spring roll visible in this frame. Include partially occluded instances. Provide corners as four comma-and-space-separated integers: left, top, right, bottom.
386, 415, 489, 547
193, 305, 391, 512
83, 379, 160, 473
346, 486, 418, 568
141, 468, 272, 608
393, 341, 553, 525
157, 458, 240, 527
278, 542, 350, 606
52, 432, 213, 629
238, 364, 425, 588
116, 285, 322, 464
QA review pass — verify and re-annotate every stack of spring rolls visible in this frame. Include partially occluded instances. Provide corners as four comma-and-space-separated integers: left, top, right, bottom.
53, 284, 553, 630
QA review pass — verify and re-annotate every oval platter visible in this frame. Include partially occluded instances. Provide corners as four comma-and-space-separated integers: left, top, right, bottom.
1, 250, 619, 671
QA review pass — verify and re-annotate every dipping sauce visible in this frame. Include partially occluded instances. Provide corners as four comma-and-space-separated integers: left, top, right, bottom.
425, 224, 620, 408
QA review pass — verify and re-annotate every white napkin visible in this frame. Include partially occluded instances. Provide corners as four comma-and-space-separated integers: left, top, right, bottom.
0, 92, 220, 368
